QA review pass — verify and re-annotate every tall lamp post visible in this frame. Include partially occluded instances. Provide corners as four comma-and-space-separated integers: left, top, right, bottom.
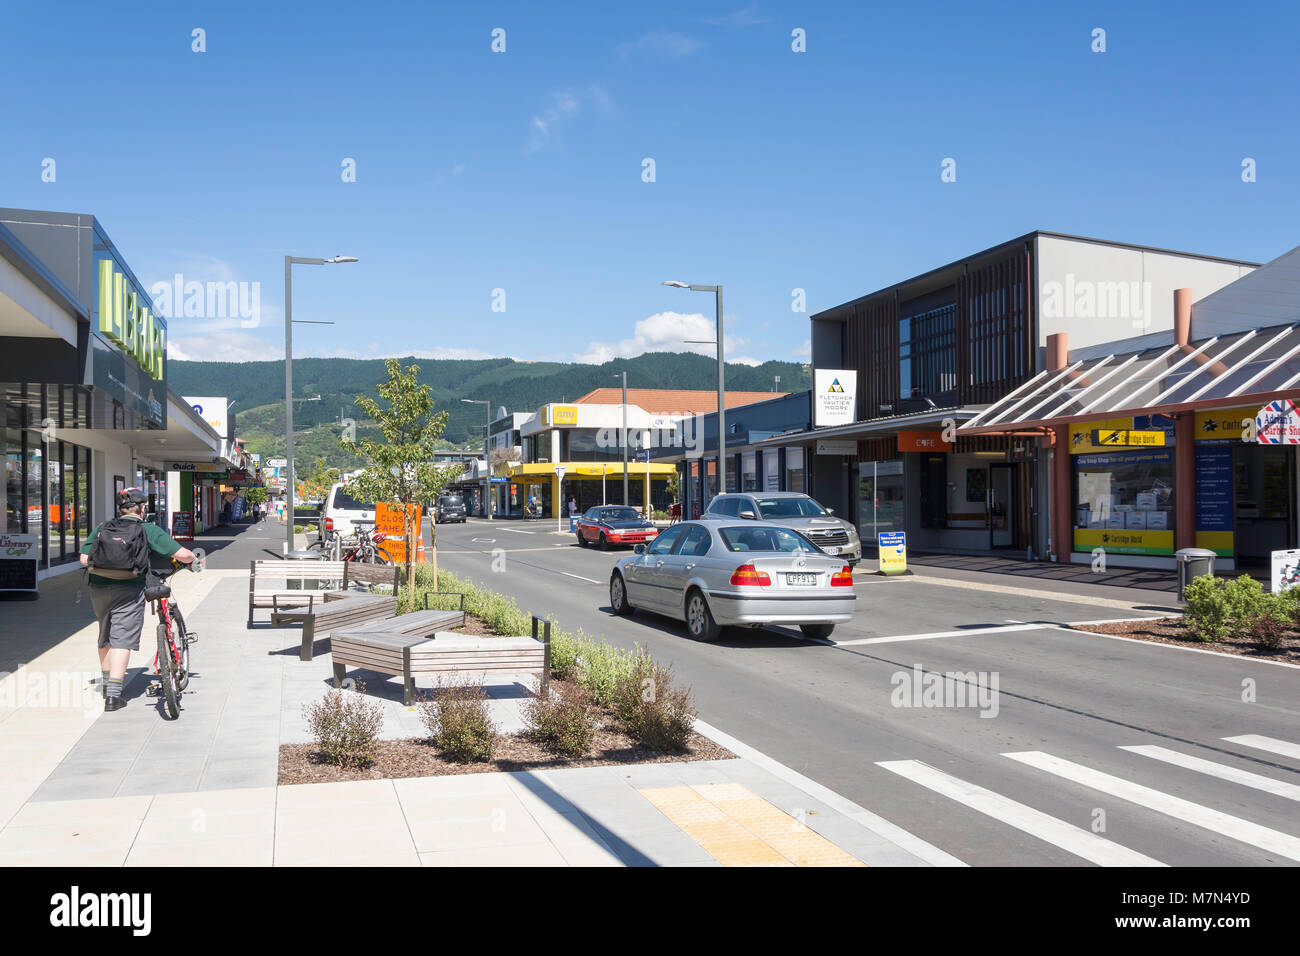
662, 280, 725, 499
614, 371, 629, 505
284, 255, 357, 555
461, 398, 492, 521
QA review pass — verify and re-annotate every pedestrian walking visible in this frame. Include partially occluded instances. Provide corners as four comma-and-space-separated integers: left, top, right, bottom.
79, 489, 196, 712
568, 496, 577, 518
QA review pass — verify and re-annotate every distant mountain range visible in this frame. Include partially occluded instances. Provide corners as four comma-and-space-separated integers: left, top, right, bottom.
168, 352, 810, 469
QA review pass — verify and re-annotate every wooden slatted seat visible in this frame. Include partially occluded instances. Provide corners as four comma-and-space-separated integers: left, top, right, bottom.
332, 618, 551, 705
270, 591, 398, 661
248, 560, 401, 627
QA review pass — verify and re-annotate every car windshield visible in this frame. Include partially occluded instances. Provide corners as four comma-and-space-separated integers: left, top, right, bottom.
598, 508, 640, 522
439, 496, 463, 507
333, 489, 375, 511
755, 496, 828, 518
719, 526, 819, 553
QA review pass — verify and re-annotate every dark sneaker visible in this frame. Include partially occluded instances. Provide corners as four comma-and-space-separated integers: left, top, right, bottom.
104, 697, 127, 713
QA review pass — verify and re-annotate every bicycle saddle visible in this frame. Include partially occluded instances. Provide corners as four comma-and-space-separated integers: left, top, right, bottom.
144, 583, 172, 601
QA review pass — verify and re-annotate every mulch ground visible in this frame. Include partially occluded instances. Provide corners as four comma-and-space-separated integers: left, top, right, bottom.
279, 727, 733, 786
1070, 617, 1299, 664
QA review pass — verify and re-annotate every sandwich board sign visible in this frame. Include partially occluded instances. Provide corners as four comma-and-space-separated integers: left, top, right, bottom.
878, 531, 908, 575
0, 533, 40, 593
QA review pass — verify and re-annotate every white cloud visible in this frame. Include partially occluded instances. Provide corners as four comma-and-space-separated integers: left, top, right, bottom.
705, 5, 769, 27
616, 30, 703, 60
575, 311, 752, 364
525, 86, 612, 154
168, 331, 277, 363
795, 339, 811, 358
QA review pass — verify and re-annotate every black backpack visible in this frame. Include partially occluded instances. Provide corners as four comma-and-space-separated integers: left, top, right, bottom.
88, 516, 150, 577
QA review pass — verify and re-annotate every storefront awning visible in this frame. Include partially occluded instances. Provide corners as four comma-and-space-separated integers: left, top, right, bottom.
960, 323, 1300, 435
503, 461, 676, 478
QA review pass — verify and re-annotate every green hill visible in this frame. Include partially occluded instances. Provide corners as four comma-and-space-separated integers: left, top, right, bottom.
169, 352, 810, 470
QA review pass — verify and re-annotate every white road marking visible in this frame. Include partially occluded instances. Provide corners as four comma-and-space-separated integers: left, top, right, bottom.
559, 571, 601, 584
1048, 625, 1300, 670
833, 623, 1048, 646
876, 760, 1163, 867
470, 538, 496, 544
502, 528, 535, 534
1121, 745, 1300, 802
1004, 750, 1300, 862
1223, 735, 1300, 761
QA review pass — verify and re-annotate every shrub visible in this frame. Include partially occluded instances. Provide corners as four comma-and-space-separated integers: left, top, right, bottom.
303, 681, 385, 769
1223, 574, 1269, 640
418, 677, 497, 762
612, 649, 697, 752
571, 636, 634, 707
1182, 575, 1230, 642
523, 681, 594, 757
1248, 598, 1289, 650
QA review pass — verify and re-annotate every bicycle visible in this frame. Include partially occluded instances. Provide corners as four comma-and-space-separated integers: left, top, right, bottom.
144, 563, 198, 720
308, 527, 392, 564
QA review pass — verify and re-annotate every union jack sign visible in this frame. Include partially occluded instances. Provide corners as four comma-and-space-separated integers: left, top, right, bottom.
1256, 399, 1300, 445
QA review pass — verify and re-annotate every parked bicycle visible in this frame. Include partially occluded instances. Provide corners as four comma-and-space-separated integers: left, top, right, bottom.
308, 527, 392, 564
144, 562, 198, 720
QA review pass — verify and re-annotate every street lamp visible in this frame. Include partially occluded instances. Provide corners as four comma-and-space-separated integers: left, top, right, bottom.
284, 254, 357, 555
662, 280, 726, 498
462, 398, 492, 521
613, 371, 628, 505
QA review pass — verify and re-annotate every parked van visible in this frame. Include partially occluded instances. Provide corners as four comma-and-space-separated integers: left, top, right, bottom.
434, 494, 467, 523
322, 482, 377, 538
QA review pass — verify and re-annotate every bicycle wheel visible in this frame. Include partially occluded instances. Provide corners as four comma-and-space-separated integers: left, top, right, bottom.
156, 624, 179, 719
172, 608, 191, 691
370, 547, 392, 565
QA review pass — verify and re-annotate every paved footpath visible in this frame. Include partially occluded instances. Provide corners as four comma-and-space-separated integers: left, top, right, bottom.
0, 520, 958, 866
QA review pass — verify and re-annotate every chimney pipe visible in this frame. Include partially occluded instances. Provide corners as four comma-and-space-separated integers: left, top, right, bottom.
1046, 332, 1069, 372
1174, 288, 1193, 346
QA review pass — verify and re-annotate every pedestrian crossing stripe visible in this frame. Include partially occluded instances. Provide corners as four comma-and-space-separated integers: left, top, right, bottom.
876, 760, 1165, 867
1004, 750, 1300, 863
1223, 734, 1300, 761
1121, 745, 1300, 802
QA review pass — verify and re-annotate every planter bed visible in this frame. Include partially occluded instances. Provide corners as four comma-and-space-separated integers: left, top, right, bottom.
1071, 617, 1299, 664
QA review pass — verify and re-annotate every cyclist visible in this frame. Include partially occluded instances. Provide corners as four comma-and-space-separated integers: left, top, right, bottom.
78, 488, 196, 712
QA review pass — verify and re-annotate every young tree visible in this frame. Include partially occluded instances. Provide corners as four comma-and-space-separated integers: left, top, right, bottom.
339, 359, 460, 593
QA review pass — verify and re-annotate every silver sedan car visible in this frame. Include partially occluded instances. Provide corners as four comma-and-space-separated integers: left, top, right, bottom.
609, 518, 857, 641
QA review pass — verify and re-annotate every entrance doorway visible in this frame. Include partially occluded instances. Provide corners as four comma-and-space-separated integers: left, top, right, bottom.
988, 462, 1016, 549
1233, 444, 1295, 567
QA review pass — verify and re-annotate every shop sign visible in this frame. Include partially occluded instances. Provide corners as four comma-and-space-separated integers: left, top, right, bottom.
1256, 399, 1300, 445
1073, 528, 1175, 556
878, 531, 907, 575
1194, 407, 1254, 444
815, 439, 858, 455
185, 396, 229, 437
1194, 445, 1234, 556
165, 462, 226, 473
546, 405, 578, 425
1090, 429, 1166, 447
1070, 414, 1174, 454
97, 259, 165, 380
0, 533, 40, 593
813, 369, 857, 426
1271, 549, 1300, 594
897, 430, 952, 453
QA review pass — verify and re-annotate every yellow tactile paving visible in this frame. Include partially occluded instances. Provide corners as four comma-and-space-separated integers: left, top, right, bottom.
640, 784, 866, 867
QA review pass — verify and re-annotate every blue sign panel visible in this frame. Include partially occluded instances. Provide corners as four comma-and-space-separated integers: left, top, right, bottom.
1195, 446, 1234, 531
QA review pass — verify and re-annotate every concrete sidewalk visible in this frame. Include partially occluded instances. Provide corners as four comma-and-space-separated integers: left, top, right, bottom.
0, 526, 959, 867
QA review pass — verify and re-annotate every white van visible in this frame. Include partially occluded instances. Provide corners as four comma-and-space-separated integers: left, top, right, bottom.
321, 482, 377, 538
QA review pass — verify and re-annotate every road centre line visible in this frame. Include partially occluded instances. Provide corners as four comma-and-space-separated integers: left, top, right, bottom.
832, 623, 1049, 646
559, 571, 602, 584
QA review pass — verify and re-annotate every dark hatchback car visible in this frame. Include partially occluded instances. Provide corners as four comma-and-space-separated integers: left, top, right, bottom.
435, 494, 467, 523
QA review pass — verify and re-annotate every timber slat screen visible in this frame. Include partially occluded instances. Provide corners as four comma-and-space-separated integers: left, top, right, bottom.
841, 243, 1035, 422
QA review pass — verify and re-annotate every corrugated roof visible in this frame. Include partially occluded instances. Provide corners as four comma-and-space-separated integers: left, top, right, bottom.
571, 388, 786, 414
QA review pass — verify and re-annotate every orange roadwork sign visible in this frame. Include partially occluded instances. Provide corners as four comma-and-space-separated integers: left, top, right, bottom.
375, 502, 426, 563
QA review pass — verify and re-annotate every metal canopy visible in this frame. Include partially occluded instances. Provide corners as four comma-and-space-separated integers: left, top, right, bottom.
960, 323, 1300, 434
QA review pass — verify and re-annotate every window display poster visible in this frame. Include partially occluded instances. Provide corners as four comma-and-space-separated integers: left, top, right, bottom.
1194, 445, 1234, 555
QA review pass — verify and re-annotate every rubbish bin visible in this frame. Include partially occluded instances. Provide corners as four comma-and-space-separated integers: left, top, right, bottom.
1176, 547, 1216, 601
569, 515, 579, 532
285, 548, 324, 591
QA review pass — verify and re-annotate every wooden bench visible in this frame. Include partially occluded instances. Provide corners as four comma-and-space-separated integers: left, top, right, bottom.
332, 617, 551, 705
270, 591, 398, 661
247, 559, 400, 627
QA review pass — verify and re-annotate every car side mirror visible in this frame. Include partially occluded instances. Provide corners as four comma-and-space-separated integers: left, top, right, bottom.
826, 507, 835, 515
634, 544, 646, 555
740, 510, 757, 520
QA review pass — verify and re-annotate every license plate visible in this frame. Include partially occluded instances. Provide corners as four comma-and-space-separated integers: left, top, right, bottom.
786, 572, 818, 587
823, 546, 840, 554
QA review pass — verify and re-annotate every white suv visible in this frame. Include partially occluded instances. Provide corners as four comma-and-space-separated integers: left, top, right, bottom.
321, 482, 377, 538
704, 491, 862, 564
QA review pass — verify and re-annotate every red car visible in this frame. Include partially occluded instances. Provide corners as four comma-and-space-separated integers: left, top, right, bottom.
575, 506, 659, 550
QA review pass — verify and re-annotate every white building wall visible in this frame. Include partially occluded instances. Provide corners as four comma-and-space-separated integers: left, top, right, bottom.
1036, 235, 1255, 352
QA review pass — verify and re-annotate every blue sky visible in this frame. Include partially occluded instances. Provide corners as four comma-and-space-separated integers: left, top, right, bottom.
2, 0, 1297, 365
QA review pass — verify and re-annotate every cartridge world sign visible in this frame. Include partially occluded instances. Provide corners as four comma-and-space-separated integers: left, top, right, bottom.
813, 369, 857, 427
93, 257, 166, 428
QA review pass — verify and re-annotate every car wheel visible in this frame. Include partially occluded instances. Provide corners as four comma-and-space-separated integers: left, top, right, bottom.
609, 573, 633, 616
598, 533, 609, 551
800, 623, 836, 640
576, 531, 587, 547
685, 589, 721, 642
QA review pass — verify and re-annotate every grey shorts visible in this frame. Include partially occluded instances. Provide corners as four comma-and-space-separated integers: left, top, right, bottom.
91, 584, 146, 651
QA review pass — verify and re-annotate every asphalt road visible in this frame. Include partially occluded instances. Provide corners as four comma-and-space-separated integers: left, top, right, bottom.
431, 516, 1300, 867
